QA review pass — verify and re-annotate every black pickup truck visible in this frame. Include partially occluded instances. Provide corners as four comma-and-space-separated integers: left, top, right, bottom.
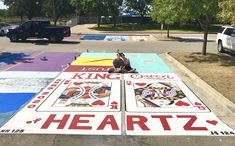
7, 20, 71, 42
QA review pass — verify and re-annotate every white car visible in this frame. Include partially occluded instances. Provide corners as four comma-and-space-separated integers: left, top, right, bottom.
0, 25, 18, 36
216, 26, 235, 53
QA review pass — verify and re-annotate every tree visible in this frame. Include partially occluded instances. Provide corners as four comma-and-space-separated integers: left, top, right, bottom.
3, 0, 42, 21
107, 0, 122, 27
218, 0, 235, 25
70, 0, 108, 28
125, 0, 152, 24
70, 0, 85, 15
151, 0, 185, 37
42, 0, 75, 25
0, 9, 7, 17
152, 0, 218, 55
182, 0, 219, 55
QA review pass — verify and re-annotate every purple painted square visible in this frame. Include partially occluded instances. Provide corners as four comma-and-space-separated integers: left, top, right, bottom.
8, 52, 80, 72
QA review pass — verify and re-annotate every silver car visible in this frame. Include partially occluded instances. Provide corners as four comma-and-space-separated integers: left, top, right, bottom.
0, 25, 18, 36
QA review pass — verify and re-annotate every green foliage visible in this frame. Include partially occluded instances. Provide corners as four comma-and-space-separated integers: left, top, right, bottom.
0, 9, 6, 17
70, 0, 122, 27
42, 0, 75, 25
3, 0, 43, 19
218, 0, 235, 25
125, 0, 152, 17
151, 0, 185, 25
107, 0, 122, 16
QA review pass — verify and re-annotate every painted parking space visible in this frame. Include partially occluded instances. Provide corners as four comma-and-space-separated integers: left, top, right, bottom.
0, 52, 80, 126
0, 72, 54, 126
6, 52, 80, 72
104, 36, 129, 41
77, 35, 152, 41
0, 52, 33, 70
0, 52, 234, 136
81, 35, 106, 40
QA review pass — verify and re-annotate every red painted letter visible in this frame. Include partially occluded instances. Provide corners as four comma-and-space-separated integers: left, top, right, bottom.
151, 115, 173, 130
69, 115, 94, 130
127, 115, 150, 131
41, 114, 70, 129
72, 73, 84, 79
97, 115, 119, 130
177, 115, 208, 131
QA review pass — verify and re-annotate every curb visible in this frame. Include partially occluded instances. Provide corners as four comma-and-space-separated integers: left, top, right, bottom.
163, 52, 235, 115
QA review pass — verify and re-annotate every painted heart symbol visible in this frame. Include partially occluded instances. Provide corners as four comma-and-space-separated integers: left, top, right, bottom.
206, 120, 218, 126
194, 102, 202, 106
136, 83, 146, 86
175, 101, 190, 106
73, 82, 83, 86
92, 100, 105, 106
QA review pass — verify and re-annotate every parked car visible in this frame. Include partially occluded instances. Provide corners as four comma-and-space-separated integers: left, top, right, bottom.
6, 20, 71, 42
0, 24, 18, 36
0, 23, 10, 28
0, 23, 10, 36
216, 26, 235, 53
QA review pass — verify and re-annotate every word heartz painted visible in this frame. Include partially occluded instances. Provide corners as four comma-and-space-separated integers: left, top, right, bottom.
125, 113, 235, 136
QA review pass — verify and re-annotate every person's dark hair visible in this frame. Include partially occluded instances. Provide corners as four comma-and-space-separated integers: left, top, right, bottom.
119, 53, 125, 57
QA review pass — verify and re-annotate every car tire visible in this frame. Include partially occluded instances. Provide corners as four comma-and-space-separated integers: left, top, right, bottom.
21, 36, 27, 42
0, 30, 4, 36
9, 34, 19, 42
49, 35, 58, 43
218, 41, 225, 53
58, 37, 64, 42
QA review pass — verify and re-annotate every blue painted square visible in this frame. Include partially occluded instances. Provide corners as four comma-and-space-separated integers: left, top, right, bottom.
0, 93, 35, 113
81, 35, 106, 40
0, 93, 36, 126
125, 53, 172, 73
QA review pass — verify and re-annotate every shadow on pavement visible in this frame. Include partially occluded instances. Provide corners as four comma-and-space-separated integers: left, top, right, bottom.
12, 40, 80, 45
0, 52, 32, 66
184, 52, 235, 67
159, 36, 215, 43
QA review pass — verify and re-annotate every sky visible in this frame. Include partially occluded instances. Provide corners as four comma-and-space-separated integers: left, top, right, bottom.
0, 1, 7, 9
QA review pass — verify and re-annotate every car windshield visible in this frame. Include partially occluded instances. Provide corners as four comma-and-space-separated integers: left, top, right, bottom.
219, 27, 225, 33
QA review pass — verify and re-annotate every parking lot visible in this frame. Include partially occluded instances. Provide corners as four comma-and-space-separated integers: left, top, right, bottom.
0, 33, 217, 54
0, 32, 234, 146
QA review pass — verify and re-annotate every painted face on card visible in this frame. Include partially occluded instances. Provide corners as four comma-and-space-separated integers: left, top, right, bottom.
125, 80, 210, 113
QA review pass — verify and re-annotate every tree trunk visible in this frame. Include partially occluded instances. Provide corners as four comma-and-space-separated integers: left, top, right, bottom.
198, 16, 210, 56
167, 24, 170, 38
113, 15, 116, 27
97, 15, 101, 28
20, 15, 23, 23
140, 14, 144, 24
54, 18, 58, 26
202, 23, 208, 55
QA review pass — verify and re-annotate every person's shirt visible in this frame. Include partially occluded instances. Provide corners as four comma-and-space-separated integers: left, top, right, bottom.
123, 57, 131, 66
113, 58, 124, 68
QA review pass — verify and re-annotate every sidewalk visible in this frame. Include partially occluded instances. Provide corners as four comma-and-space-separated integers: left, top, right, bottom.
71, 24, 217, 42
71, 24, 101, 34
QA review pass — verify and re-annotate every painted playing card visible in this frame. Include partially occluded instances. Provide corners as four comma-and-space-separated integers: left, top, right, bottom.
37, 79, 121, 112
53, 81, 111, 108
125, 80, 210, 112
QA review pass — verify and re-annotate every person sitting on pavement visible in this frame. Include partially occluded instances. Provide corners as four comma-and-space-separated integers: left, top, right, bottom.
120, 53, 136, 73
108, 53, 125, 73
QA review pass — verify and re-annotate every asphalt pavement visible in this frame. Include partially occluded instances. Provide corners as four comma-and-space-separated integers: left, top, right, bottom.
0, 33, 234, 146
0, 34, 217, 54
